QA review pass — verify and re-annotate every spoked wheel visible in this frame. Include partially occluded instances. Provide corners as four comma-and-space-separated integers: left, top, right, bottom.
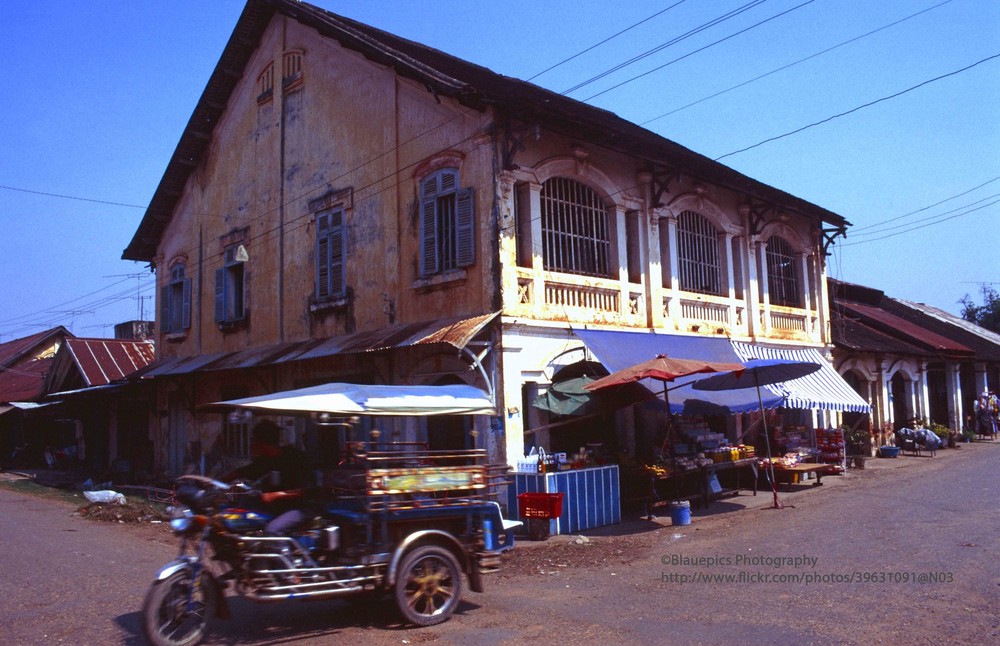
394, 545, 463, 626
142, 570, 216, 646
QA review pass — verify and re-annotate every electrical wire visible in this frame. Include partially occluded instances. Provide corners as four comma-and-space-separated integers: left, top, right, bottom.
561, 0, 771, 95
716, 52, 1000, 161
526, 1, 690, 82
639, 0, 954, 126
581, 0, 818, 103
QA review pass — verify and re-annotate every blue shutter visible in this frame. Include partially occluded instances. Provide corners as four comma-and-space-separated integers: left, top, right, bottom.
420, 176, 438, 276
181, 277, 192, 330
316, 213, 330, 299
214, 268, 226, 323
456, 187, 474, 267
330, 211, 345, 297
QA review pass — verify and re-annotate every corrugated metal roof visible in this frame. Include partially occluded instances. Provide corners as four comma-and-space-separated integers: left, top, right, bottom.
0, 358, 51, 402
142, 353, 231, 378
897, 299, 1000, 346
275, 311, 498, 364
0, 327, 70, 369
63, 338, 157, 386
837, 301, 973, 356
148, 312, 498, 376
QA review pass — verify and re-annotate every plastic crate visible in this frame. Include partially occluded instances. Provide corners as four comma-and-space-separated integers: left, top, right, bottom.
517, 492, 564, 519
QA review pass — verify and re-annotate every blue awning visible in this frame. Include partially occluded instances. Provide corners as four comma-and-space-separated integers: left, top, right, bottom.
574, 329, 870, 414
573, 329, 784, 414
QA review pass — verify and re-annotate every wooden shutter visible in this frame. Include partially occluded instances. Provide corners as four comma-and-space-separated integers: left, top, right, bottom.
420, 175, 438, 276
330, 211, 345, 297
456, 187, 474, 267
181, 277, 192, 329
316, 213, 331, 299
214, 268, 226, 323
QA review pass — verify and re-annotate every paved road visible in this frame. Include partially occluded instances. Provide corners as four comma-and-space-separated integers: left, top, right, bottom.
2, 442, 999, 645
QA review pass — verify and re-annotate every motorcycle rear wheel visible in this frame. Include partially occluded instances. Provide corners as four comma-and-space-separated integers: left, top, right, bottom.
142, 570, 216, 646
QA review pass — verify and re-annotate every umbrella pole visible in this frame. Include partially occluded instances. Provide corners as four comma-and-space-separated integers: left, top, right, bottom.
663, 384, 680, 504
755, 375, 782, 509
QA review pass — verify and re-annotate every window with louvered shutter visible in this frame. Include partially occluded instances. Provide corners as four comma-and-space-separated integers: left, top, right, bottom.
418, 169, 473, 277
216, 246, 247, 324
316, 209, 345, 300
163, 264, 190, 334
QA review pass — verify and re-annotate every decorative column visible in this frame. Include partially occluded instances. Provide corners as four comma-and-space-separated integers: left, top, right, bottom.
663, 213, 680, 329
757, 239, 771, 336
745, 236, 761, 338
799, 251, 813, 338
721, 231, 736, 334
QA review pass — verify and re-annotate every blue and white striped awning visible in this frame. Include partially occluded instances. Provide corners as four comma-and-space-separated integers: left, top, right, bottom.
730, 342, 870, 413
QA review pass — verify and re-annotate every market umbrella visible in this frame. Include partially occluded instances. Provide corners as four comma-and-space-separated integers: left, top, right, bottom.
585, 355, 743, 505
691, 359, 821, 509
533, 376, 654, 417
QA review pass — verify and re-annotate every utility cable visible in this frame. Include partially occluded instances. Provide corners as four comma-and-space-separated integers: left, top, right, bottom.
716, 52, 1000, 160
640, 0, 954, 125
526, 1, 690, 82
582, 0, 817, 103
561, 0, 770, 95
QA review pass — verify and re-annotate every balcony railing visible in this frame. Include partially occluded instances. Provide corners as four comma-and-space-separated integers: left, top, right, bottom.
507, 268, 819, 342
509, 269, 644, 325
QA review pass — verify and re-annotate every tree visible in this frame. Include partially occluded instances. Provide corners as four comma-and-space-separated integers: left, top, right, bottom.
959, 285, 1000, 334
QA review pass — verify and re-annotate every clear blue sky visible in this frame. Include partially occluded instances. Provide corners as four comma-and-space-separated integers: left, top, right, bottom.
2, 0, 998, 342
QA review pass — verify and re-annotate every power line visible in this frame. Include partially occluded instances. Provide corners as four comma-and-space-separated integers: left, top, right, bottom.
581, 0, 818, 103
850, 174, 1000, 233
716, 52, 1000, 160
561, 0, 771, 95
0, 184, 146, 209
639, 0, 954, 126
840, 199, 1000, 247
526, 1, 690, 82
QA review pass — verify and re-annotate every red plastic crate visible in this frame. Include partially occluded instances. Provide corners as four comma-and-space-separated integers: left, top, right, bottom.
517, 492, 564, 519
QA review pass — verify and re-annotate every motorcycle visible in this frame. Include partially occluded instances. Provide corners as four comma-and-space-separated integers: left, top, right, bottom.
142, 452, 515, 646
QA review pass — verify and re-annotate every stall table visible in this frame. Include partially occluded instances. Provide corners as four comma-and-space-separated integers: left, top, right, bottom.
771, 463, 831, 491
650, 458, 758, 511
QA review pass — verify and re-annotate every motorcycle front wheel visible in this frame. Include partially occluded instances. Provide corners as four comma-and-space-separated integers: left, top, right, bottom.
142, 570, 216, 646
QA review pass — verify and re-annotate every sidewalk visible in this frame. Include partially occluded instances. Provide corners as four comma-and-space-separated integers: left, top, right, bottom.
534, 438, 992, 543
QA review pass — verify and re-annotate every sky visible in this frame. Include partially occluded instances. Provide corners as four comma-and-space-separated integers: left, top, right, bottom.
2, 0, 998, 342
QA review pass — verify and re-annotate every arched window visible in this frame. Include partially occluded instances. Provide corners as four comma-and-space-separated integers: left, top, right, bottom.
540, 177, 610, 277
766, 235, 801, 307
677, 210, 721, 295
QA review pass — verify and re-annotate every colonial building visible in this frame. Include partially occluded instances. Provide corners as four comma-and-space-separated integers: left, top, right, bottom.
830, 278, 1000, 438
124, 0, 867, 477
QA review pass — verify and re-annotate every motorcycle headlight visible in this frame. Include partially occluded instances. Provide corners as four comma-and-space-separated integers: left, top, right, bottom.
169, 507, 208, 535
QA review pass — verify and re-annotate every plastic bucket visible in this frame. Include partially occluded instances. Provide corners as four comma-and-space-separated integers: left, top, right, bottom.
669, 500, 691, 526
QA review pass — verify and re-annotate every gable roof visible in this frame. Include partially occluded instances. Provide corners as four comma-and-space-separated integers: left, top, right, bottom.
124, 0, 850, 262
0, 327, 71, 404
0, 326, 70, 369
44, 338, 157, 393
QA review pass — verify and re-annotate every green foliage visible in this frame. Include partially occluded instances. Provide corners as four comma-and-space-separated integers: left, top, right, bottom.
929, 423, 951, 440
959, 285, 1000, 334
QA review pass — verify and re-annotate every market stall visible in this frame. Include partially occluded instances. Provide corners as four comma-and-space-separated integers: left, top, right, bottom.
506, 458, 620, 536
